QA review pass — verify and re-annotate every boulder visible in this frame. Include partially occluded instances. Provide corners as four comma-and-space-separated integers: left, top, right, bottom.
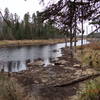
73, 64, 81, 68
27, 60, 44, 67
41, 78, 48, 83
82, 68, 97, 75
55, 60, 67, 65
34, 60, 44, 66
58, 60, 67, 65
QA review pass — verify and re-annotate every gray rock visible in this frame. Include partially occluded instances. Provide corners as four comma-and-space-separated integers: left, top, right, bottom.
27, 60, 44, 66
73, 64, 81, 68
41, 78, 48, 83
58, 60, 67, 65
55, 60, 67, 65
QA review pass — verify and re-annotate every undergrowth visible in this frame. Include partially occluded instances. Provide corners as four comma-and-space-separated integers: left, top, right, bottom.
77, 42, 100, 50
81, 49, 100, 67
0, 73, 24, 100
79, 80, 100, 100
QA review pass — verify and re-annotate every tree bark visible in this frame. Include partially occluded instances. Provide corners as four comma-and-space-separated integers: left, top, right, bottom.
70, 26, 73, 59
64, 34, 67, 47
74, 9, 77, 52
81, 0, 84, 54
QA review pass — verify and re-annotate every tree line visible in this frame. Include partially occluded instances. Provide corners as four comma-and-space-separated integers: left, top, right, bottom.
0, 8, 64, 40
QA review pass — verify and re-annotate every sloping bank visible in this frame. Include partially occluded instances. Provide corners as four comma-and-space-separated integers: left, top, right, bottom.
10, 44, 100, 100
0, 41, 99, 100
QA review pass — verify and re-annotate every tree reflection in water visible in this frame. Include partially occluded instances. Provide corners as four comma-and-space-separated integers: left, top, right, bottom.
0, 61, 25, 72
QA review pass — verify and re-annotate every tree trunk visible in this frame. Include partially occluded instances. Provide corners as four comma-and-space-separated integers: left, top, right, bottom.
64, 34, 67, 47
81, 0, 84, 54
74, 11, 77, 52
70, 26, 73, 62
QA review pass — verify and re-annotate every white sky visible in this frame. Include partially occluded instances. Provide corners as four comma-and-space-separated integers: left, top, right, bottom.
0, 0, 46, 19
0, 0, 58, 19
0, 0, 96, 34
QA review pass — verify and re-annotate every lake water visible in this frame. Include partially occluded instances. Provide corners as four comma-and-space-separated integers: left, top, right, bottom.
0, 39, 89, 72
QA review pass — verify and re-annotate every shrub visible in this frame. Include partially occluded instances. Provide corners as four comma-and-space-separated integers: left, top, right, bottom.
0, 73, 24, 100
77, 42, 100, 50
82, 49, 100, 67
79, 80, 100, 100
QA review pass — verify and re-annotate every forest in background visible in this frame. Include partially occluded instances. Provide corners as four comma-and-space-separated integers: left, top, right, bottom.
0, 8, 64, 40
0, 0, 100, 100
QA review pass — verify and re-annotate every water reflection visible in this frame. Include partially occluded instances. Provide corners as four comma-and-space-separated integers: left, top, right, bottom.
0, 61, 27, 72
0, 44, 62, 72
0, 40, 89, 72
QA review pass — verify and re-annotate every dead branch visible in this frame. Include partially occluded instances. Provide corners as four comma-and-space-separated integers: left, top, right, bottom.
54, 73, 100, 87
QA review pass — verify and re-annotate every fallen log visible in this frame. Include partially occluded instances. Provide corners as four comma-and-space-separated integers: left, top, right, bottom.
54, 73, 100, 87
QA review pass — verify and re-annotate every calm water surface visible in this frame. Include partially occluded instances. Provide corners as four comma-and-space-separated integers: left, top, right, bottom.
0, 40, 89, 72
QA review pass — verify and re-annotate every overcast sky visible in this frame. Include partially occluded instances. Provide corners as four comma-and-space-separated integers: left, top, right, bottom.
0, 0, 47, 19
0, 0, 95, 34
0, 0, 58, 19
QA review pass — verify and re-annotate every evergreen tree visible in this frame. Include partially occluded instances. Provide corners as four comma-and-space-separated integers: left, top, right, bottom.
24, 12, 31, 39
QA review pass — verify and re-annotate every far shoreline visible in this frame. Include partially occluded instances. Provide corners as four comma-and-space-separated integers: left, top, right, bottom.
0, 38, 79, 48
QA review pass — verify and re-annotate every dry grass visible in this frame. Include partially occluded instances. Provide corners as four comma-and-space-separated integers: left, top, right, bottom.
76, 42, 100, 68
79, 79, 100, 100
81, 49, 100, 68
0, 39, 67, 47
77, 42, 100, 50
0, 73, 25, 100
0, 38, 80, 48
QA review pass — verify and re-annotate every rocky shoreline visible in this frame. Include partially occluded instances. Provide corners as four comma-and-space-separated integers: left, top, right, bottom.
7, 46, 99, 100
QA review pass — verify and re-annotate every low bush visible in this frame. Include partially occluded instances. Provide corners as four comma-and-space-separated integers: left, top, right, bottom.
81, 49, 100, 68
79, 80, 100, 100
0, 73, 24, 100
77, 42, 100, 50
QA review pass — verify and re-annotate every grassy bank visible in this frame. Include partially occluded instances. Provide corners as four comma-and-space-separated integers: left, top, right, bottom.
76, 42, 100, 67
0, 73, 25, 100
0, 38, 71, 48
76, 42, 100, 100
77, 41, 100, 50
